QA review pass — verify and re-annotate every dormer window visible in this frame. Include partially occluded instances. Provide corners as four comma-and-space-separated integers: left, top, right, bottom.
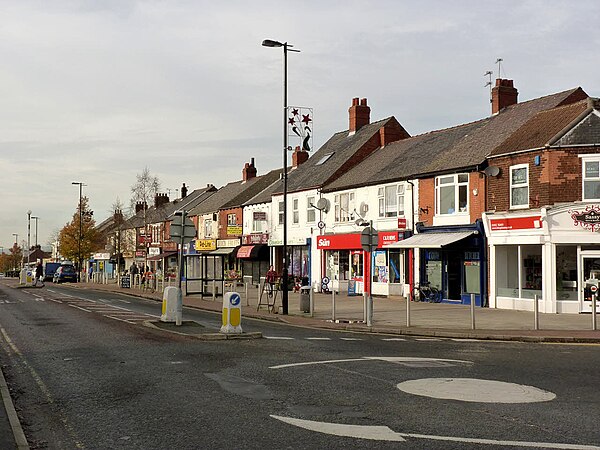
435, 174, 469, 215
510, 164, 529, 209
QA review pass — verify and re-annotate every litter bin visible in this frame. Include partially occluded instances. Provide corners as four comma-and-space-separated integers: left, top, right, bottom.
300, 285, 311, 313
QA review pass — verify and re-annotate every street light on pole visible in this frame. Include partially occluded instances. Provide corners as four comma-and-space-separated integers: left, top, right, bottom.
72, 182, 85, 281
27, 210, 32, 268
31, 216, 39, 248
262, 38, 300, 315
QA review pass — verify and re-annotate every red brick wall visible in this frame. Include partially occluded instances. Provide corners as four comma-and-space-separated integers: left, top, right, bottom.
218, 208, 243, 239
488, 146, 600, 212
418, 172, 487, 226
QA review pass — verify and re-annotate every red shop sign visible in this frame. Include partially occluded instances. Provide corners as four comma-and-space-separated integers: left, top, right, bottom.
378, 231, 399, 247
490, 216, 542, 231
397, 218, 407, 229
317, 233, 361, 250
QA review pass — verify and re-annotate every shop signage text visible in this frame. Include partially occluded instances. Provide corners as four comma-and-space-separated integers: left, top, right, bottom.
243, 233, 269, 245
397, 218, 407, 229
570, 205, 600, 232
227, 225, 243, 235
253, 211, 267, 221
490, 216, 541, 231
268, 237, 308, 246
195, 239, 217, 251
379, 231, 399, 247
317, 234, 361, 250
217, 238, 241, 248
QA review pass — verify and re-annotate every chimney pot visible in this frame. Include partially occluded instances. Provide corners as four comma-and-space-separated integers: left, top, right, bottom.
491, 78, 518, 114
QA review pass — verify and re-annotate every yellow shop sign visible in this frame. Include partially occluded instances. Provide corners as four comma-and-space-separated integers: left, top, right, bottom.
195, 239, 217, 251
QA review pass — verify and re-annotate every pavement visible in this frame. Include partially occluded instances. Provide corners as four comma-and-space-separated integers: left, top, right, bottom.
1, 277, 599, 448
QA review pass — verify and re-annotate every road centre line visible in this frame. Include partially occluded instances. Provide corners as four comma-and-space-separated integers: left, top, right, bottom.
264, 336, 295, 340
381, 338, 406, 341
306, 337, 331, 341
68, 304, 92, 313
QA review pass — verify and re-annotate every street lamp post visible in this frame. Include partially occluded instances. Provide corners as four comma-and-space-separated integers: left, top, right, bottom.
27, 210, 31, 268
72, 182, 85, 281
31, 216, 39, 247
262, 38, 300, 315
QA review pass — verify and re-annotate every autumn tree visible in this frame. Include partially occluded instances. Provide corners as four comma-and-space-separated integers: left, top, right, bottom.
59, 196, 103, 271
0, 243, 23, 274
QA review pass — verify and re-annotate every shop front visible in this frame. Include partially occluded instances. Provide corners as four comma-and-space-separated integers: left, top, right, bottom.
484, 203, 600, 314
389, 221, 487, 306
185, 238, 219, 296
268, 236, 310, 289
371, 230, 407, 297
316, 233, 365, 295
238, 233, 270, 285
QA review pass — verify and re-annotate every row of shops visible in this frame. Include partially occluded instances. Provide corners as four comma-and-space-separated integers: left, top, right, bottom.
96, 202, 600, 314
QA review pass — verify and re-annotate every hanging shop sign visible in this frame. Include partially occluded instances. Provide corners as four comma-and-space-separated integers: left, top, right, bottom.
397, 218, 407, 230
489, 216, 542, 231
570, 205, 600, 232
148, 247, 160, 256
195, 239, 217, 251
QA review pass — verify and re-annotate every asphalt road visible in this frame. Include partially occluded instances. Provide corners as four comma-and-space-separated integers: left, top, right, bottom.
0, 282, 599, 450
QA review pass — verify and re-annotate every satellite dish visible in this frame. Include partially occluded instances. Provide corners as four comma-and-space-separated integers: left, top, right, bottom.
359, 202, 369, 216
483, 166, 500, 177
315, 198, 330, 213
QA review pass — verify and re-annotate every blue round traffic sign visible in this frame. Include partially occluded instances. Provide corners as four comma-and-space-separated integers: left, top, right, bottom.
230, 293, 241, 306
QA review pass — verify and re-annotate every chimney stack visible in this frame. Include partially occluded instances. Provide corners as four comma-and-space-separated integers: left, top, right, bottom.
242, 157, 257, 181
349, 97, 370, 134
154, 193, 170, 208
135, 201, 147, 214
491, 79, 518, 114
181, 183, 188, 199
292, 146, 309, 168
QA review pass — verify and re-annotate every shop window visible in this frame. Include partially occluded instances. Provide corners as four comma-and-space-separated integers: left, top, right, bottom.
278, 201, 284, 225
435, 174, 468, 215
326, 251, 349, 281
292, 198, 299, 224
307, 196, 316, 223
582, 158, 600, 200
372, 250, 388, 283
496, 245, 542, 299
510, 164, 529, 208
389, 251, 402, 284
556, 246, 578, 301
350, 251, 363, 278
424, 250, 442, 290
334, 192, 355, 222
496, 246, 519, 297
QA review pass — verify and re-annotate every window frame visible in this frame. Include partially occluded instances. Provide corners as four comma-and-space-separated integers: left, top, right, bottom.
292, 198, 299, 224
278, 201, 284, 225
509, 164, 529, 209
334, 192, 355, 222
435, 173, 469, 215
306, 196, 316, 223
581, 155, 600, 201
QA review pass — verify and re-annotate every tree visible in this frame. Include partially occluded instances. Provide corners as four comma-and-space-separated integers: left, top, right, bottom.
59, 196, 103, 270
130, 167, 161, 269
0, 243, 23, 274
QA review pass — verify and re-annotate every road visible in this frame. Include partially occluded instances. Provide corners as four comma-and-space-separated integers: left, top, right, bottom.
0, 281, 599, 449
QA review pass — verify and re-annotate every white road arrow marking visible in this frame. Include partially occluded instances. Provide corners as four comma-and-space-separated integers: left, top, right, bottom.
270, 415, 405, 441
271, 416, 600, 449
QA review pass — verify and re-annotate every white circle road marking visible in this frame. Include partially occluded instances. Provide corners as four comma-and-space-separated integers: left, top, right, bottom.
397, 378, 556, 403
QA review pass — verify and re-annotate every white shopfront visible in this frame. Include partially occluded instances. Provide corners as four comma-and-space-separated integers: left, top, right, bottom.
483, 203, 600, 314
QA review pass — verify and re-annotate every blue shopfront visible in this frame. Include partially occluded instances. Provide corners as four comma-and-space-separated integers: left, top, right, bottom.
392, 220, 487, 306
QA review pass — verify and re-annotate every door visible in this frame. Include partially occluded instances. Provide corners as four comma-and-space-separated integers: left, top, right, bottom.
446, 251, 462, 301
580, 253, 600, 313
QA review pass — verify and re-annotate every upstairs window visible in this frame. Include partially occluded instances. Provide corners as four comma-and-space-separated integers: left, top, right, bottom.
435, 174, 469, 215
204, 219, 212, 237
510, 164, 529, 208
307, 196, 316, 223
292, 198, 299, 224
378, 184, 405, 217
227, 213, 236, 226
278, 201, 284, 225
334, 192, 355, 222
583, 159, 600, 200
252, 211, 266, 233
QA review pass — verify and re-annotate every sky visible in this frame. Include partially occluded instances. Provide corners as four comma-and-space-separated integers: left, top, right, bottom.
2, 0, 600, 251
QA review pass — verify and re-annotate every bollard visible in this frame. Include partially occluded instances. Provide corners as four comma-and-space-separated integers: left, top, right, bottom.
245, 282, 249, 306
363, 292, 367, 323
593, 292, 597, 331
534, 294, 539, 330
406, 288, 411, 328
470, 293, 476, 330
221, 292, 242, 334
332, 288, 336, 321
161, 286, 183, 325
309, 283, 314, 317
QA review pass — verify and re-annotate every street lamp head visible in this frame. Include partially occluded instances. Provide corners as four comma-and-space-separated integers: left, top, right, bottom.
262, 39, 283, 48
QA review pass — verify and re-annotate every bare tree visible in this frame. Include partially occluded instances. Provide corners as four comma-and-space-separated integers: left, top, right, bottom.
130, 167, 161, 271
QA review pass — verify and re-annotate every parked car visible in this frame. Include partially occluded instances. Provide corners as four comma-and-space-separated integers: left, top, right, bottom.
53, 265, 78, 283
44, 262, 62, 282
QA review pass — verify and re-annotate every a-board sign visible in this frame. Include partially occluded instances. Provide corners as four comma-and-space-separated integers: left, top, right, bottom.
121, 276, 131, 288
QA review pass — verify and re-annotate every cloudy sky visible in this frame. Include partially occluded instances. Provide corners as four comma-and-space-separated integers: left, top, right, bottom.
1, 0, 600, 250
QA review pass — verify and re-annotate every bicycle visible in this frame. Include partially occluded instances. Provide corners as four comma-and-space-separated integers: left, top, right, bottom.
412, 282, 440, 303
